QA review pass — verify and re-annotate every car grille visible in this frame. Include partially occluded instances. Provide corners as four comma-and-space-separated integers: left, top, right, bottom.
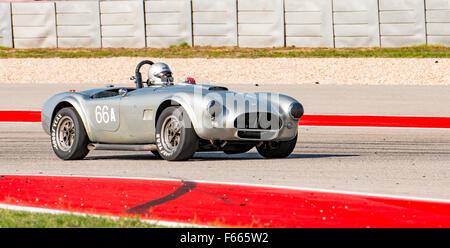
234, 112, 282, 130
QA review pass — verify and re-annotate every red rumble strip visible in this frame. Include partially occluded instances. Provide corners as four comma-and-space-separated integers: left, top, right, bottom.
299, 114, 450, 128
2, 110, 450, 128
0, 110, 41, 122
1, 175, 450, 227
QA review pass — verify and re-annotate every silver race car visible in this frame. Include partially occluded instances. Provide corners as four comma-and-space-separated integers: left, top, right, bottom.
41, 60, 304, 161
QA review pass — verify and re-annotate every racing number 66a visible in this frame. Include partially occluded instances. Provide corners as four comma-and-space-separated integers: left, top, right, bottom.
95, 105, 116, 124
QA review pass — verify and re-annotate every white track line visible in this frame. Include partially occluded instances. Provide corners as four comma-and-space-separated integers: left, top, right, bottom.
0, 203, 207, 228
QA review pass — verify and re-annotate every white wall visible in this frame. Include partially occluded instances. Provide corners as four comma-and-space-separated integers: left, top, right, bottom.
11, 2, 57, 48
426, 0, 450, 46
2, 0, 450, 48
192, 0, 237, 47
333, 0, 380, 48
379, 0, 426, 47
238, 0, 284, 48
0, 3, 12, 48
145, 0, 192, 48
284, 0, 333, 48
100, 1, 146, 48
56, 1, 101, 48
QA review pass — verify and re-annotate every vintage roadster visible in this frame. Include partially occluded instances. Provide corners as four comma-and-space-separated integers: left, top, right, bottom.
41, 60, 304, 161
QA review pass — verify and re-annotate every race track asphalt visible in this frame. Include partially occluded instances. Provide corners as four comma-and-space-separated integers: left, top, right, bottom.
1, 83, 449, 200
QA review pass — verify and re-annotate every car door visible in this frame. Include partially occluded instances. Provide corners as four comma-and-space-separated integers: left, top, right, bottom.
119, 87, 160, 144
84, 92, 121, 143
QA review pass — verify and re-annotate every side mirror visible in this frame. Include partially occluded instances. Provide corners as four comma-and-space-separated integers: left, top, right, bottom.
118, 88, 128, 96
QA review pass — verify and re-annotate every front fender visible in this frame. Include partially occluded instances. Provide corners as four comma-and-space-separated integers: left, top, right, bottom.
158, 93, 202, 133
41, 93, 94, 141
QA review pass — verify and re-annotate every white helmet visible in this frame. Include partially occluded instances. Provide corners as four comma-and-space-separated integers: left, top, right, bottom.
148, 62, 174, 85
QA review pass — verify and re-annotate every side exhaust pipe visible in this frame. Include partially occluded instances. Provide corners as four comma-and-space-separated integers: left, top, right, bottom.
88, 143, 157, 151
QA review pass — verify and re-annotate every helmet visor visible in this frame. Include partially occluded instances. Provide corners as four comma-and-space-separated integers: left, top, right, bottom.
156, 71, 172, 79
156, 71, 174, 83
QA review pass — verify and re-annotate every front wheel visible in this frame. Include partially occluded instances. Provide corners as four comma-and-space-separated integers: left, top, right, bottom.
256, 135, 297, 159
150, 150, 162, 159
155, 106, 199, 161
51, 107, 90, 160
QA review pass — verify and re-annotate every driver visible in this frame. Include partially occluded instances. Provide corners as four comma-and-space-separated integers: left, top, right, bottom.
148, 62, 174, 86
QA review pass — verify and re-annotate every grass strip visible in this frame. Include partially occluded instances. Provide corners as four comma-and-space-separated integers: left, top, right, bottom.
0, 45, 449, 58
0, 208, 164, 228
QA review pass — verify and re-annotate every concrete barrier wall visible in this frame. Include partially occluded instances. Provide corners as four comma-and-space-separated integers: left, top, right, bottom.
238, 0, 284, 47
379, 0, 426, 47
426, 0, 450, 46
100, 1, 146, 48
56, 1, 101, 48
145, 0, 192, 48
285, 0, 333, 48
1, 0, 449, 48
0, 2, 12, 48
11, 2, 57, 48
333, 0, 380, 48
193, 0, 237, 47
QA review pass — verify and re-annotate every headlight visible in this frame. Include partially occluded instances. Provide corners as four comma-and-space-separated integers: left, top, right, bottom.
288, 102, 303, 119
206, 100, 222, 119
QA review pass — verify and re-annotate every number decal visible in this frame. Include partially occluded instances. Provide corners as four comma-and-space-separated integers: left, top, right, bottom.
102, 105, 109, 123
95, 105, 117, 124
95, 106, 102, 123
110, 108, 116, 122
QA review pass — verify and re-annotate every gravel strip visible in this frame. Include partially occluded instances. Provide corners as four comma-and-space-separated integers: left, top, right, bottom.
0, 58, 448, 85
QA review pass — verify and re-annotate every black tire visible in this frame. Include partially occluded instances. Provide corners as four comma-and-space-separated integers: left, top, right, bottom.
150, 150, 162, 159
51, 107, 90, 160
256, 135, 297, 159
155, 106, 199, 161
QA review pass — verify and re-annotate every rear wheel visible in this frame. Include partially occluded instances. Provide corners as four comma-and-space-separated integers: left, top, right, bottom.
51, 107, 89, 160
256, 135, 297, 159
155, 106, 199, 161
